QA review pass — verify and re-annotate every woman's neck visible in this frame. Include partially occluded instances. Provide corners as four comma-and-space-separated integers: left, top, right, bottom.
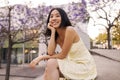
56, 27, 66, 40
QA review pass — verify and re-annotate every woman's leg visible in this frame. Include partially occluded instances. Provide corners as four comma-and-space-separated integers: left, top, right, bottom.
34, 74, 44, 80
43, 59, 60, 80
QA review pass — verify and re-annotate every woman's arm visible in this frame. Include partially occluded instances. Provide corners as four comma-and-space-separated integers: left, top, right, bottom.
50, 27, 76, 59
29, 28, 76, 68
47, 23, 57, 55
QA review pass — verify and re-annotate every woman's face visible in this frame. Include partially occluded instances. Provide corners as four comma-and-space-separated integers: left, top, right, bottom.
49, 9, 61, 29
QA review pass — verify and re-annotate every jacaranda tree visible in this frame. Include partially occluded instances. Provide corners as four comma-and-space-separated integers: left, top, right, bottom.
0, 4, 44, 80
87, 0, 120, 49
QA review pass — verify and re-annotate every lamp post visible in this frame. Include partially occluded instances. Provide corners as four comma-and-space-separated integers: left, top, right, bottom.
21, 1, 32, 65
19, 16, 27, 66
0, 39, 4, 69
22, 30, 25, 65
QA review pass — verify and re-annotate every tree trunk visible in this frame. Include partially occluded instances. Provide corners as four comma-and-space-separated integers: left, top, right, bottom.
0, 47, 2, 69
5, 40, 13, 80
5, 6, 13, 80
107, 28, 112, 49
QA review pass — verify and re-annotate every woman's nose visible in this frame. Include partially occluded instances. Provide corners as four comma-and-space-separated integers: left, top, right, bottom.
52, 16, 57, 20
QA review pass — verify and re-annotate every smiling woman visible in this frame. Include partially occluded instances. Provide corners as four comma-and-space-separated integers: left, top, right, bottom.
29, 8, 97, 80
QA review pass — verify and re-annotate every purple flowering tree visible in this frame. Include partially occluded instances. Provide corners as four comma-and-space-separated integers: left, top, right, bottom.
0, 4, 45, 80
87, 0, 120, 49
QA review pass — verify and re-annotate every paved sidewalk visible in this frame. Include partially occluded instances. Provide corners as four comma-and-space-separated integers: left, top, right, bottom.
0, 63, 45, 80
0, 49, 120, 80
90, 49, 120, 62
90, 49, 120, 80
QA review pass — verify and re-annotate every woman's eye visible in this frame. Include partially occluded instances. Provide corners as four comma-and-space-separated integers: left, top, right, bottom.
50, 14, 60, 18
56, 15, 60, 17
50, 15, 53, 18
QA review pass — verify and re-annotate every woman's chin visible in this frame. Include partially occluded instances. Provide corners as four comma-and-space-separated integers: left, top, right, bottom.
53, 26, 59, 29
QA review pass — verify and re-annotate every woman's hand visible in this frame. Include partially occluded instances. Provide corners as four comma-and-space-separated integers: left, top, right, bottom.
29, 55, 51, 69
48, 23, 55, 32
29, 56, 42, 69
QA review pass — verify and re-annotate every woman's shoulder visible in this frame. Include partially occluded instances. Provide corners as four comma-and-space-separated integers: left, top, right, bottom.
65, 26, 78, 36
66, 26, 80, 41
66, 26, 75, 32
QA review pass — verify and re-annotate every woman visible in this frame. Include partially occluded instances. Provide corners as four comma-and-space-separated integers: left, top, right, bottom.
29, 8, 97, 80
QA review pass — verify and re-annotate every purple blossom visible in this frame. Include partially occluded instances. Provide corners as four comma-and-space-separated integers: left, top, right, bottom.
81, 0, 87, 6
73, 6, 77, 10
89, 0, 99, 4
19, 19, 27, 24
80, 7, 86, 14
26, 8, 31, 16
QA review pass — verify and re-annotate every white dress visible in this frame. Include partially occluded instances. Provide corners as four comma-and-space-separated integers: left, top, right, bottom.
57, 39, 97, 80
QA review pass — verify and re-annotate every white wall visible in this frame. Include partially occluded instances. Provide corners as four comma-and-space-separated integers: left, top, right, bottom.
74, 22, 90, 49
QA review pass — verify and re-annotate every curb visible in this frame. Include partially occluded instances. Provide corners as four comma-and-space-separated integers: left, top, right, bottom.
90, 49, 120, 62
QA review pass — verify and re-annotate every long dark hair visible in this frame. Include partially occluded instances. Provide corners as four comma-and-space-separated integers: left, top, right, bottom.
45, 8, 72, 40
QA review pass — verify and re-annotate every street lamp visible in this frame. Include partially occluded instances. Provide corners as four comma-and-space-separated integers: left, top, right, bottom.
22, 30, 25, 65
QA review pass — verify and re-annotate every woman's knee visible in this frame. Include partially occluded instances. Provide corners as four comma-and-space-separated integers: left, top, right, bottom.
46, 59, 58, 69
